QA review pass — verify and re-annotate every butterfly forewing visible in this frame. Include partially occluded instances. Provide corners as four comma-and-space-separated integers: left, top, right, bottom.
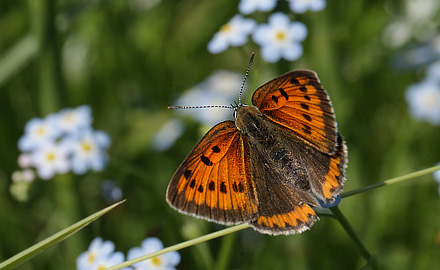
166, 121, 258, 224
252, 70, 338, 154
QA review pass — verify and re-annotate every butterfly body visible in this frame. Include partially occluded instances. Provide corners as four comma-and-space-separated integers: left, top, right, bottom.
167, 70, 347, 235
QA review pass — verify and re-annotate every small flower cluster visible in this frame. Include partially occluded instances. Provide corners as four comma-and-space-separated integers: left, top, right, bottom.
11, 105, 111, 200
152, 70, 245, 151
17, 105, 111, 179
405, 60, 440, 125
207, 0, 326, 62
77, 237, 180, 270
433, 165, 440, 195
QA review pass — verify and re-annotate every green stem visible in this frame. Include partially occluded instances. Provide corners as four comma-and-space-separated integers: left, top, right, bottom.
341, 165, 440, 198
215, 233, 236, 270
29, 0, 64, 114
330, 206, 377, 269
104, 224, 249, 270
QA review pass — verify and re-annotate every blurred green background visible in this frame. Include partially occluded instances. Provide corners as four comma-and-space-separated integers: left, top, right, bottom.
0, 0, 439, 269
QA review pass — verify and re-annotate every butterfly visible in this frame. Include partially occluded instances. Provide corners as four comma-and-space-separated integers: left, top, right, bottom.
166, 66, 347, 235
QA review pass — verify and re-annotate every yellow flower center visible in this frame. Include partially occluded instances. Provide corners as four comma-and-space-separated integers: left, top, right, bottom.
88, 252, 96, 263
46, 152, 56, 161
63, 112, 75, 123
151, 257, 162, 266
220, 24, 232, 33
36, 127, 47, 136
275, 31, 287, 41
424, 93, 439, 108
81, 141, 93, 152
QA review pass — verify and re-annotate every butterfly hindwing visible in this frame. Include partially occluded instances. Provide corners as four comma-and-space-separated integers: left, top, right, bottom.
252, 70, 338, 155
166, 121, 258, 224
303, 133, 347, 202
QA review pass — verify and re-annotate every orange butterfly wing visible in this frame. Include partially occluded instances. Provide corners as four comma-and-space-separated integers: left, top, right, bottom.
252, 70, 338, 155
166, 121, 258, 224
252, 70, 347, 202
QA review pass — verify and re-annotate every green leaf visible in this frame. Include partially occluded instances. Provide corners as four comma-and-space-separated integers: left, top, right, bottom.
0, 200, 125, 270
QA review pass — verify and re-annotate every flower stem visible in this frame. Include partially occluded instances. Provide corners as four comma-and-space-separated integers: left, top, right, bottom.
341, 164, 440, 198
104, 224, 250, 270
330, 206, 377, 269
215, 233, 236, 270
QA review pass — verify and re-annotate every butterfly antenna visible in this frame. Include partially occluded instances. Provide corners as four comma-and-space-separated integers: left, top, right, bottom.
238, 52, 255, 106
168, 105, 232, 109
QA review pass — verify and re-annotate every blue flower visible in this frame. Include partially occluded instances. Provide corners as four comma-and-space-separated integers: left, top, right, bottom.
151, 119, 185, 151
173, 70, 246, 127
31, 141, 71, 180
238, 0, 277, 15
433, 165, 440, 195
426, 60, 440, 82
67, 129, 111, 175
18, 115, 61, 152
289, 0, 326, 14
405, 80, 440, 125
127, 237, 180, 270
207, 15, 256, 54
252, 13, 307, 63
77, 237, 124, 270
58, 105, 92, 135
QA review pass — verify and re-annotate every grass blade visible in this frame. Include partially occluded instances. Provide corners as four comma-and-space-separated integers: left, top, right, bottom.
0, 200, 125, 270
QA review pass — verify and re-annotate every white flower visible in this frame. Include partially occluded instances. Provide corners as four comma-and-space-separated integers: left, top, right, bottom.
127, 237, 180, 270
18, 153, 33, 168
31, 141, 71, 180
77, 238, 122, 270
426, 60, 440, 82
58, 105, 93, 135
68, 129, 111, 175
88, 252, 125, 270
238, 0, 277, 15
289, 0, 326, 14
434, 164, 440, 195
18, 115, 60, 152
253, 12, 307, 62
207, 15, 256, 54
12, 169, 35, 183
152, 119, 185, 151
405, 80, 440, 125
206, 70, 246, 97
174, 70, 244, 126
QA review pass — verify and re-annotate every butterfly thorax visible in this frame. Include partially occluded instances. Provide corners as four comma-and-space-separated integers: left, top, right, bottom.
235, 105, 267, 138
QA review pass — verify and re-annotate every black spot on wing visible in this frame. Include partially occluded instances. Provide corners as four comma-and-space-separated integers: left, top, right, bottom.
302, 114, 312, 122
303, 124, 312, 135
189, 179, 196, 188
208, 181, 215, 191
201, 155, 213, 166
300, 103, 309, 110
220, 182, 227, 194
291, 77, 299, 85
279, 88, 288, 100
183, 169, 192, 180
212, 146, 220, 153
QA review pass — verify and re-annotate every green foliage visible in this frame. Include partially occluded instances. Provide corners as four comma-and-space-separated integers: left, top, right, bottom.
0, 0, 439, 269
